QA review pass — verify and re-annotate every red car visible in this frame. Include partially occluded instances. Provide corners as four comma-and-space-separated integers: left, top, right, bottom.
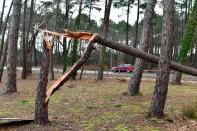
111, 64, 134, 73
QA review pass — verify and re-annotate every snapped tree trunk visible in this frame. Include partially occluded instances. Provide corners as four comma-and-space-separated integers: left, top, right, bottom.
127, 0, 156, 95
35, 38, 50, 125
5, 0, 22, 94
41, 30, 197, 106
148, 0, 175, 117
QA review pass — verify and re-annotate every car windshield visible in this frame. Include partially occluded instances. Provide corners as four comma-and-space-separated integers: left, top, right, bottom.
118, 64, 130, 67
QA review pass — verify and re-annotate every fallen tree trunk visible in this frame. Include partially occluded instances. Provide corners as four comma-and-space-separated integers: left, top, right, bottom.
43, 32, 197, 103
94, 35, 197, 76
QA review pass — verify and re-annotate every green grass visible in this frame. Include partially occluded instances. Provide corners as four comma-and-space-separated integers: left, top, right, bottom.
0, 77, 197, 130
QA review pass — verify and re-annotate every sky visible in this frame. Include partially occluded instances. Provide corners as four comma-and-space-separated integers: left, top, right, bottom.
0, 0, 163, 25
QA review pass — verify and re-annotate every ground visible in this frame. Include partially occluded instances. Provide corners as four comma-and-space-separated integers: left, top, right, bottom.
0, 71, 197, 131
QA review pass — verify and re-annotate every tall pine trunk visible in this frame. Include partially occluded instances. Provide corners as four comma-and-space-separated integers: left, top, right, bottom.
132, 0, 140, 64
0, 0, 6, 34
0, 1, 13, 82
97, 0, 112, 80
21, 0, 28, 79
26, 0, 34, 75
70, 0, 83, 79
148, 0, 174, 117
124, 0, 131, 64
127, 0, 157, 95
5, 0, 22, 94
147, 24, 154, 70
0, 36, 9, 82
62, 0, 70, 73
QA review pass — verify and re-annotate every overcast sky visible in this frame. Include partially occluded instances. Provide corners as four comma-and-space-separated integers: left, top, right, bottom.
0, 0, 163, 25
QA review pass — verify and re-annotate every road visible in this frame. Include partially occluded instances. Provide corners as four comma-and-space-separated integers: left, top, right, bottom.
8, 67, 197, 82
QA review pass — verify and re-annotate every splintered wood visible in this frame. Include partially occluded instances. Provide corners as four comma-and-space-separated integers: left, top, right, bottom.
39, 29, 94, 40
43, 35, 53, 49
64, 29, 93, 40
45, 35, 96, 103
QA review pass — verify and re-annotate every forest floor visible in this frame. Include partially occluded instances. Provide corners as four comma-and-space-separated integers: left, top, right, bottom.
0, 72, 197, 131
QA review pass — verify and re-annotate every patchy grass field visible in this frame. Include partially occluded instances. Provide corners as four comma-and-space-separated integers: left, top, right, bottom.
0, 73, 197, 131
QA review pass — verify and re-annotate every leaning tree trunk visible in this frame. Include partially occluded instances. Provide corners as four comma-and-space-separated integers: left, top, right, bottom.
5, 0, 22, 94
148, 0, 175, 117
127, 0, 157, 95
35, 38, 50, 125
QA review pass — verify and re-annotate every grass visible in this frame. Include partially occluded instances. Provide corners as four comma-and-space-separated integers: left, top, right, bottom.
182, 101, 197, 119
0, 75, 197, 130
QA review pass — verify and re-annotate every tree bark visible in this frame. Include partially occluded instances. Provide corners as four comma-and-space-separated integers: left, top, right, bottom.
5, 0, 22, 94
26, 0, 34, 75
127, 0, 157, 95
0, 0, 14, 58
124, 0, 131, 64
0, 36, 9, 82
193, 32, 197, 68
132, 0, 140, 64
0, 0, 6, 34
35, 38, 50, 125
70, 0, 83, 79
147, 24, 154, 70
21, 0, 28, 79
0, 1, 13, 82
62, 0, 70, 73
34, 44, 37, 67
49, 46, 54, 80
172, 71, 182, 84
148, 0, 175, 117
97, 0, 112, 80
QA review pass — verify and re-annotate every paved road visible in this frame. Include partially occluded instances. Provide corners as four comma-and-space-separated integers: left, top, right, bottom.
8, 67, 197, 81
